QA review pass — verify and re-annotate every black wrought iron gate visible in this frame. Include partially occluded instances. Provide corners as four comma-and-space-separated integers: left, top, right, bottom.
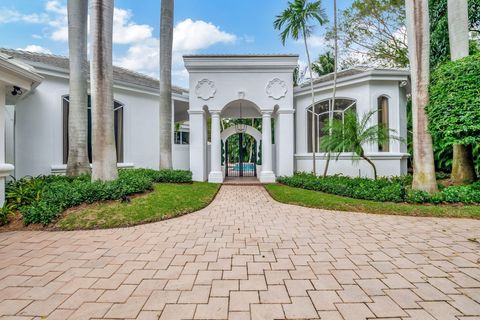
225, 133, 257, 177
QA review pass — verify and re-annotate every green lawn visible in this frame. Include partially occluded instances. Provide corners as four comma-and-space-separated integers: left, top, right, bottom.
265, 184, 480, 219
56, 182, 220, 230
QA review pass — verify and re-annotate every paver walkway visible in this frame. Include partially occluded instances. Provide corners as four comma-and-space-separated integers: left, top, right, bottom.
0, 186, 479, 320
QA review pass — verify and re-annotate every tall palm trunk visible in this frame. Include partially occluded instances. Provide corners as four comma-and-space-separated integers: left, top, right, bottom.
405, 0, 438, 193
323, 0, 338, 177
90, 0, 118, 181
447, 0, 477, 183
303, 27, 316, 175
66, 0, 90, 177
159, 0, 174, 169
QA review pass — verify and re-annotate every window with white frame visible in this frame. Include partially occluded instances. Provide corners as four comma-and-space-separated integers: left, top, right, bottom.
62, 95, 124, 164
377, 96, 390, 152
307, 98, 357, 153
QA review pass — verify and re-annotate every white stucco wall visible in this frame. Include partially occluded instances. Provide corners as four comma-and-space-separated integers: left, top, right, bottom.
13, 70, 190, 178
293, 70, 409, 178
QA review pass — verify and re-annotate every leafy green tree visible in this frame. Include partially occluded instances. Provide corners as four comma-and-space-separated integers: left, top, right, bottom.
329, 0, 408, 68
312, 51, 335, 75
320, 110, 401, 180
274, 0, 328, 175
427, 54, 480, 182
430, 0, 480, 68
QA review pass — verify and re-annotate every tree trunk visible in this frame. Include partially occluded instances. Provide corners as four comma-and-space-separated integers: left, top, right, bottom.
66, 0, 90, 177
447, 0, 477, 183
159, 0, 174, 169
361, 154, 377, 180
90, 0, 118, 181
405, 0, 438, 193
324, 0, 338, 177
303, 28, 316, 175
451, 145, 477, 183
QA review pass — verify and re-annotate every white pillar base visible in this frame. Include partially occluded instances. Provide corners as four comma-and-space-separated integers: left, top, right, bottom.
259, 171, 276, 183
208, 171, 224, 184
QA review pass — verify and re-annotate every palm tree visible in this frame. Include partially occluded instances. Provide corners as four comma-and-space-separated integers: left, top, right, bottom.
323, 0, 338, 177
447, 0, 477, 183
405, 0, 438, 193
320, 110, 401, 180
159, 0, 174, 169
90, 0, 118, 181
274, 0, 328, 175
66, 0, 90, 177
311, 51, 334, 76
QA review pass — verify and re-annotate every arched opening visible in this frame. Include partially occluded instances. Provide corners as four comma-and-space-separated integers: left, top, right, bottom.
224, 132, 259, 178
307, 98, 357, 153
377, 95, 389, 152
62, 95, 124, 164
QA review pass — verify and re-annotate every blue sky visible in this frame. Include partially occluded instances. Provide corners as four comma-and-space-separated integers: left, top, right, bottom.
0, 0, 353, 87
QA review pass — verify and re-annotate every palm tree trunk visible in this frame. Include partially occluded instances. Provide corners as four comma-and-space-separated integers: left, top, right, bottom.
405, 0, 438, 193
360, 153, 377, 180
159, 0, 174, 169
447, 0, 477, 183
303, 27, 316, 176
324, 0, 338, 177
66, 0, 90, 177
90, 0, 118, 181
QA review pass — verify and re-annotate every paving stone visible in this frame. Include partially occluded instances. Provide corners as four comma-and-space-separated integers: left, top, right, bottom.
0, 186, 478, 319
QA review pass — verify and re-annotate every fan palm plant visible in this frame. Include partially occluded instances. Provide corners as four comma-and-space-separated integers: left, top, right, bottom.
320, 110, 402, 180
274, 0, 328, 175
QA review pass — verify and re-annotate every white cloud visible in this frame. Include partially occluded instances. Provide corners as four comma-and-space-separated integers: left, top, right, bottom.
115, 19, 239, 86
113, 8, 153, 44
0, 8, 48, 24
18, 45, 52, 54
306, 35, 327, 48
173, 19, 236, 52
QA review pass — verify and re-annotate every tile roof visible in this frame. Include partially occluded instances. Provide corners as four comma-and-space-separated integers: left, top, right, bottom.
0, 48, 188, 94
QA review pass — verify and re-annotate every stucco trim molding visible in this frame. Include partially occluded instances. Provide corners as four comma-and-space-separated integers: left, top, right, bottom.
266, 78, 288, 100
195, 79, 216, 101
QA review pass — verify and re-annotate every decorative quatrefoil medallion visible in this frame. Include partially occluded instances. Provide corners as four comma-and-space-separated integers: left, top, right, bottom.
266, 78, 288, 100
195, 79, 216, 101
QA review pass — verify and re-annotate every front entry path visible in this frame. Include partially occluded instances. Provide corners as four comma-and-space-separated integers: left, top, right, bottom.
0, 186, 479, 320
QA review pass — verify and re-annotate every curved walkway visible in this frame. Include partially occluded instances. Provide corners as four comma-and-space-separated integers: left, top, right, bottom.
0, 186, 479, 320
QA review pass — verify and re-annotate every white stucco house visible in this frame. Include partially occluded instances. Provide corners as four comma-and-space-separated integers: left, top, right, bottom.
0, 48, 409, 200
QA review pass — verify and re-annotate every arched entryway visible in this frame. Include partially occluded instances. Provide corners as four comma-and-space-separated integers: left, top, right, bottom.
184, 55, 297, 184
221, 125, 261, 178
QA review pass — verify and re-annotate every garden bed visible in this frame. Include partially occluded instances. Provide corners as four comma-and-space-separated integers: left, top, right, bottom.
0, 169, 221, 230
277, 173, 480, 204
266, 184, 480, 219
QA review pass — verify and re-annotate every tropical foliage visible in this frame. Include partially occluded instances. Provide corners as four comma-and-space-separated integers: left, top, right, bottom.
5, 169, 192, 226
278, 173, 480, 204
312, 51, 335, 76
320, 110, 401, 180
274, 0, 328, 174
329, 0, 408, 68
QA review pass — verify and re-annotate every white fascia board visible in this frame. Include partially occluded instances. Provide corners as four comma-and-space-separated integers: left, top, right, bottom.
184, 56, 299, 73
293, 70, 410, 97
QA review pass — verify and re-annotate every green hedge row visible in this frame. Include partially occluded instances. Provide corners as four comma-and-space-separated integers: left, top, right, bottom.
278, 173, 480, 205
5, 169, 192, 226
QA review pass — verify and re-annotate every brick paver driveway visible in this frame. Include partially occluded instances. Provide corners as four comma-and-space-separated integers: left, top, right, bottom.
0, 186, 479, 320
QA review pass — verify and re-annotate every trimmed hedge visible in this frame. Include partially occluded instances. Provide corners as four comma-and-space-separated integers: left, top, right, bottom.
5, 169, 192, 226
278, 173, 480, 205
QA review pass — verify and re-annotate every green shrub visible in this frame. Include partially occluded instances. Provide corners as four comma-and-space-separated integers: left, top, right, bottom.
278, 173, 480, 205
5, 168, 192, 226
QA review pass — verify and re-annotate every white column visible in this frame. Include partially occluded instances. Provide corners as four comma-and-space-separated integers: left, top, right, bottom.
208, 110, 223, 183
0, 85, 14, 206
277, 109, 295, 177
188, 110, 207, 181
260, 110, 276, 183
